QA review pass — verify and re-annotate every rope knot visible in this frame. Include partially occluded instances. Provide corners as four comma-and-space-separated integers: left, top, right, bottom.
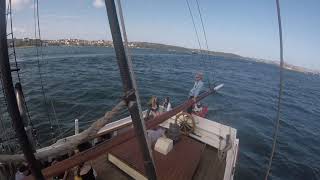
123, 89, 136, 105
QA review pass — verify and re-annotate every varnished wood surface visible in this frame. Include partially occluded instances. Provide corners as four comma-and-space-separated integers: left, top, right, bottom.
109, 135, 204, 180
89, 143, 225, 180
193, 145, 226, 180
91, 154, 132, 180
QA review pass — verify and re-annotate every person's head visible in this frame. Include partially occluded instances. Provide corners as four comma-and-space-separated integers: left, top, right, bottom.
151, 96, 158, 105
195, 72, 203, 81
165, 97, 170, 102
18, 163, 30, 176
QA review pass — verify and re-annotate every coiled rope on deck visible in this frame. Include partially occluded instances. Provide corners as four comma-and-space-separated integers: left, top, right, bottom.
265, 0, 284, 179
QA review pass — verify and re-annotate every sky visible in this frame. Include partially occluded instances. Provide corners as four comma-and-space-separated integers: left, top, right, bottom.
7, 0, 320, 70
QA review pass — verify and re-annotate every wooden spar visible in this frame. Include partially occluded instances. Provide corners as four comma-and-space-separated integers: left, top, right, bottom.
149, 84, 223, 129
15, 83, 36, 151
0, 1, 45, 179
26, 88, 217, 180
104, 0, 157, 179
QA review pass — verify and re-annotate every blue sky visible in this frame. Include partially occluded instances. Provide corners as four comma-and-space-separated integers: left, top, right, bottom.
8, 0, 320, 70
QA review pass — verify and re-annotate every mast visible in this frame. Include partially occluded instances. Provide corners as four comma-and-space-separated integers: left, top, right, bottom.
0, 1, 44, 179
103, 0, 157, 179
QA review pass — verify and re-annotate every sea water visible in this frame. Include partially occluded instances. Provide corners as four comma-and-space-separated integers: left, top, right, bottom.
3, 46, 319, 180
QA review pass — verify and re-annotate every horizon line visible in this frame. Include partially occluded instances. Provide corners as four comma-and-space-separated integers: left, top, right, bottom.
11, 37, 320, 73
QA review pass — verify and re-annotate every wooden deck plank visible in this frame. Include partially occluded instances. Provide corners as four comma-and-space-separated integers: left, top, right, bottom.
193, 145, 226, 180
89, 140, 226, 180
109, 135, 205, 180
91, 154, 132, 180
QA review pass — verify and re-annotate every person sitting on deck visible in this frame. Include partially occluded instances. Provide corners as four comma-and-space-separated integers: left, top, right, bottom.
193, 102, 203, 112
187, 72, 204, 113
163, 97, 172, 112
146, 96, 160, 119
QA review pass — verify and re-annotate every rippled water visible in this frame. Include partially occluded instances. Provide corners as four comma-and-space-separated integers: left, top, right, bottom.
5, 46, 320, 180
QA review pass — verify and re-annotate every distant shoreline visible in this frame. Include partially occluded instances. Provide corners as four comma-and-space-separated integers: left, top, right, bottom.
8, 38, 319, 75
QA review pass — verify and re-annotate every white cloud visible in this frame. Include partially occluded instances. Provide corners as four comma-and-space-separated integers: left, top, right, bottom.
93, 0, 105, 8
7, 0, 31, 11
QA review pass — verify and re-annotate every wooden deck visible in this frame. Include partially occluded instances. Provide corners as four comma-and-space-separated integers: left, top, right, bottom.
193, 145, 226, 180
62, 112, 233, 180
109, 135, 204, 180
90, 137, 226, 180
92, 154, 132, 180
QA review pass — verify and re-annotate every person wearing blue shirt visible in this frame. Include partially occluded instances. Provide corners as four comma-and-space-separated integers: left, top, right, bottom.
187, 72, 204, 113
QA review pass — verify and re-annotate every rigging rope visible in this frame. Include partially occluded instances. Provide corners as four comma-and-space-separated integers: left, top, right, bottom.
187, 0, 232, 162
116, 0, 143, 113
185, 0, 212, 88
33, 0, 56, 142
0, 1, 15, 153
195, 0, 208, 52
0, 104, 9, 152
8, 0, 34, 130
0, 15, 8, 148
1, 0, 41, 150
50, 100, 62, 135
194, 0, 215, 87
265, 0, 284, 179
7, 1, 21, 83
185, 0, 202, 52
1, 2, 12, 111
